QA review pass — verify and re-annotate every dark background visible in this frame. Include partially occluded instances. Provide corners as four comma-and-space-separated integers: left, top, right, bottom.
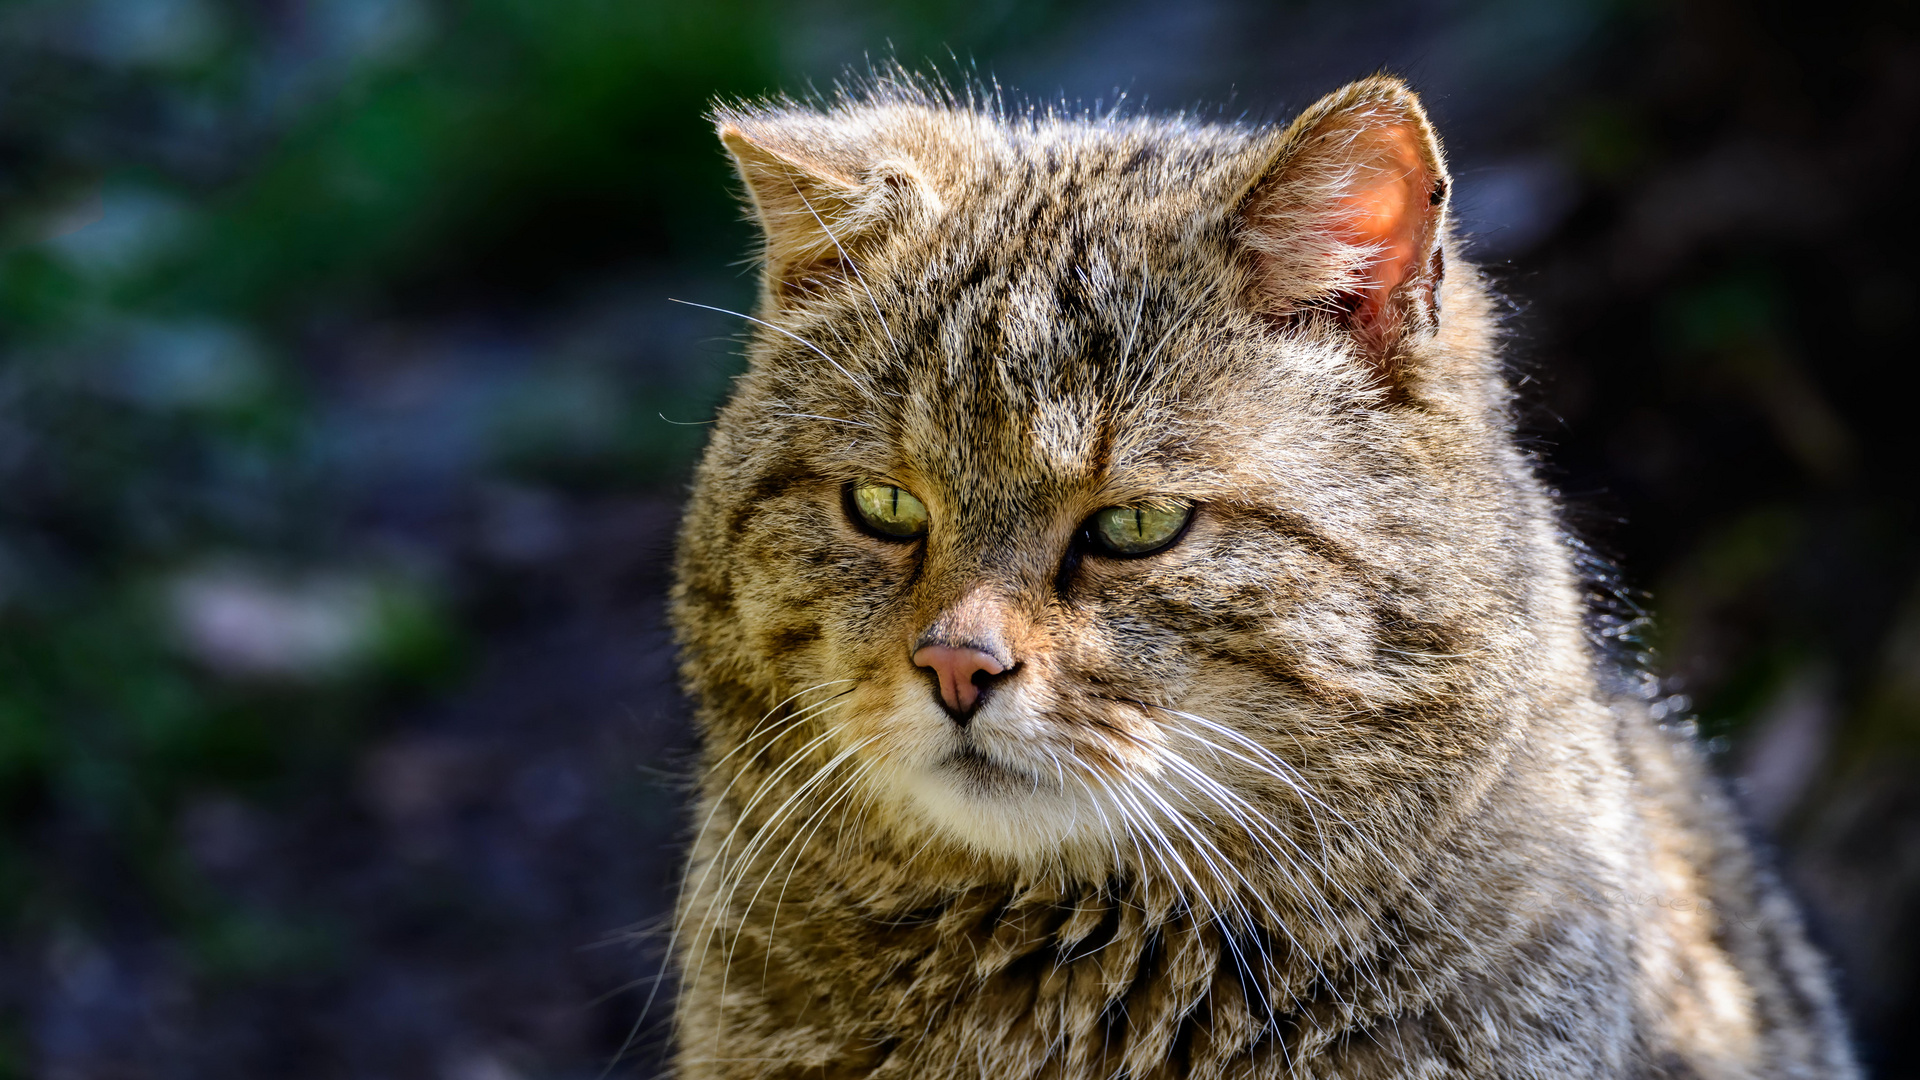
1, 0, 1915, 1076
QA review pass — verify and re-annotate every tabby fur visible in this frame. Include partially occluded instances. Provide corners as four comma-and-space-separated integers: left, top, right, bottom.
665, 74, 1858, 1079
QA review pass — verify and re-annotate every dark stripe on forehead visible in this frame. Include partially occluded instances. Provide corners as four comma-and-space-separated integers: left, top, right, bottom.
1088, 418, 1117, 477
950, 249, 999, 296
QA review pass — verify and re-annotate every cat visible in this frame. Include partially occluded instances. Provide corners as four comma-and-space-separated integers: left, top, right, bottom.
665, 73, 1858, 1079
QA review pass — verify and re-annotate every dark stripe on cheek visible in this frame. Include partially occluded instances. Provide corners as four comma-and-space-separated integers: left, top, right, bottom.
1236, 506, 1371, 580
761, 622, 823, 658
1195, 643, 1351, 708
679, 580, 735, 618
730, 464, 820, 538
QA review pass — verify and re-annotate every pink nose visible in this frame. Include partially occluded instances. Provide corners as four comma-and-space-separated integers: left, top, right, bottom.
912, 644, 1006, 715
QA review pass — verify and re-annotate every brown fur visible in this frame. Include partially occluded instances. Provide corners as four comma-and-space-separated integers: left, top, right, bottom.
666, 74, 1858, 1078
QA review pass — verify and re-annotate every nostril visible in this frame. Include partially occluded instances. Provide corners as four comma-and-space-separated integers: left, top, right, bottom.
912, 644, 1011, 718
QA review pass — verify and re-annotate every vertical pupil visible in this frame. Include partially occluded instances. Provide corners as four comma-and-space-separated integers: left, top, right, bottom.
890, 487, 899, 517
1134, 508, 1144, 537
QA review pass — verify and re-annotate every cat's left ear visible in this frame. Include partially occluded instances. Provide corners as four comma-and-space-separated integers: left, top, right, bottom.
1234, 76, 1451, 381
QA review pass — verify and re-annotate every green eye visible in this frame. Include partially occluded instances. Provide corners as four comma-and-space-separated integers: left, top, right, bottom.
1089, 502, 1191, 556
850, 481, 929, 539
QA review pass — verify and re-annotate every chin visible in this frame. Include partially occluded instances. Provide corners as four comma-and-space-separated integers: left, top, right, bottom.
875, 717, 1122, 870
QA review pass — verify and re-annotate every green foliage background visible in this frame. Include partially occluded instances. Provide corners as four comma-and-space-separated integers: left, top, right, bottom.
3, 0, 1917, 1076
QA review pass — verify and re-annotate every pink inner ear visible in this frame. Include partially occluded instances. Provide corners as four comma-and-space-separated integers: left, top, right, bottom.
1330, 122, 1432, 341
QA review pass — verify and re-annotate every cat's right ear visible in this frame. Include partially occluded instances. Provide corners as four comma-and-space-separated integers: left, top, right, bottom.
716, 111, 940, 308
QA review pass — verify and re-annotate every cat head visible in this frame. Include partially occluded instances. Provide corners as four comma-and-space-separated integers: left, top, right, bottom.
674, 76, 1585, 907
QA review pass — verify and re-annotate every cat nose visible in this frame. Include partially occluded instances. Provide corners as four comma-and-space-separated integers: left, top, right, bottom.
911, 643, 1010, 719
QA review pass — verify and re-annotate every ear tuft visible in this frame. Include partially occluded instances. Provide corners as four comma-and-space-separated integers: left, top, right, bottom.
1236, 77, 1451, 380
716, 112, 936, 308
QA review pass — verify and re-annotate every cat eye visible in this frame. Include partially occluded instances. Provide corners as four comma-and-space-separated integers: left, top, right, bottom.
1088, 502, 1192, 557
849, 481, 930, 539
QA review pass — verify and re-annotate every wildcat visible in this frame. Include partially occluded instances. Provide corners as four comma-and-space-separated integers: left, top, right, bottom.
666, 74, 1858, 1078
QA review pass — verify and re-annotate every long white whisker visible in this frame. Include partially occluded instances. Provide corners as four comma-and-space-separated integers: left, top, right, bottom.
1146, 709, 1432, 999
1150, 748, 1377, 1005
697, 729, 878, 1057
773, 411, 874, 430
1124, 772, 1259, 932
668, 298, 871, 393
1064, 768, 1127, 890
702, 681, 857, 783
785, 176, 901, 355
1094, 716, 1375, 1007
730, 741, 882, 984
682, 694, 856, 915
681, 715, 855, 1011
730, 737, 880, 931
641, 683, 855, 1030
759, 757, 882, 974
1098, 772, 1217, 926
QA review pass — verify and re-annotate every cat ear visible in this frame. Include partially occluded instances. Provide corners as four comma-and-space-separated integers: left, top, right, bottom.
716, 112, 939, 307
1235, 76, 1451, 380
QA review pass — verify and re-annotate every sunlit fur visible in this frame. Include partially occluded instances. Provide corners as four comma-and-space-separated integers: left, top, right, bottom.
666, 74, 1857, 1079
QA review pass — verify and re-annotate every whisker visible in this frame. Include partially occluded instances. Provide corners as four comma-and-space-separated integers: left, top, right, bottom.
1151, 747, 1379, 1005
638, 683, 856, 1035
703, 681, 858, 781
785, 175, 901, 355
727, 735, 879, 929
1144, 708, 1433, 995
679, 714, 856, 1013
773, 411, 875, 430
688, 731, 868, 1060
758, 757, 883, 977
668, 298, 873, 393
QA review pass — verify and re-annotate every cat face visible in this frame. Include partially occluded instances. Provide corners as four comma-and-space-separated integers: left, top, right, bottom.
676, 79, 1562, 896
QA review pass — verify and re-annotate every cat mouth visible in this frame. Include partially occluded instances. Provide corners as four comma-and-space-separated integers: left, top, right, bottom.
938, 744, 1050, 796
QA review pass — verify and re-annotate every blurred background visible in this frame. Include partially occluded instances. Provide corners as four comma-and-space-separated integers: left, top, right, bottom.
0, 0, 1915, 1076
